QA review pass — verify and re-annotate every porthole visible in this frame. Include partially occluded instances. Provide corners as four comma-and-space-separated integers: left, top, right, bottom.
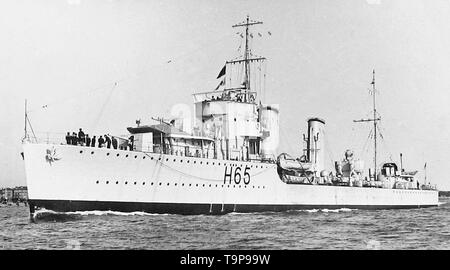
96, 181, 99, 184
200, 161, 203, 165
180, 160, 183, 163
173, 159, 176, 162
151, 157, 154, 160
202, 184, 205, 187
167, 183, 170, 186
212, 162, 215, 165
91, 151, 94, 155
151, 182, 154, 185
196, 184, 199, 187
135, 155, 137, 159
134, 182, 137, 185
209, 184, 212, 187
233, 185, 235, 188
239, 185, 241, 188
116, 181, 119, 184
206, 162, 209, 165
126, 154, 129, 158
125, 181, 128, 185
189, 184, 192, 187
215, 184, 218, 187
143, 156, 146, 159
182, 183, 185, 186
218, 163, 221, 166
158, 157, 161, 161
142, 182, 145, 185
187, 160, 190, 163
106, 181, 109, 184
79, 150, 83, 154
107, 153, 110, 156
116, 153, 119, 157
166, 158, 169, 161
159, 183, 162, 186
175, 183, 178, 186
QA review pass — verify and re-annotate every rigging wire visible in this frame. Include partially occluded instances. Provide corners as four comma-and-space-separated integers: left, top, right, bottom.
27, 31, 237, 115
89, 82, 118, 133
377, 123, 394, 162
322, 130, 336, 169
142, 151, 273, 182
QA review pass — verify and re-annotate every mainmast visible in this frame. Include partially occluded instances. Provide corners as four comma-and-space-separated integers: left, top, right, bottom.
354, 70, 381, 180
231, 15, 264, 102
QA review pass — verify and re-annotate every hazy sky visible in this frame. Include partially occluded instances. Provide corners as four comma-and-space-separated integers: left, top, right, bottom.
1, 0, 450, 190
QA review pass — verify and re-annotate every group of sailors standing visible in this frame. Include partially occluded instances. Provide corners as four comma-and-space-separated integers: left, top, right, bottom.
65, 128, 119, 149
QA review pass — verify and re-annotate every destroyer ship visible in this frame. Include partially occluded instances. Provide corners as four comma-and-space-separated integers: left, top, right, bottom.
22, 17, 439, 216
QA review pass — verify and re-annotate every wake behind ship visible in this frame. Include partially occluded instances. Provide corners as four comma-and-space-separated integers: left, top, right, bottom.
22, 17, 439, 216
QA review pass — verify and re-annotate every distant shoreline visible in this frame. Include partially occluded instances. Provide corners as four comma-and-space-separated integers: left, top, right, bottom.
439, 191, 450, 197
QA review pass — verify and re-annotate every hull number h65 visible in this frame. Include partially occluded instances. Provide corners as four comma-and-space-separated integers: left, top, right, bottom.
224, 165, 251, 185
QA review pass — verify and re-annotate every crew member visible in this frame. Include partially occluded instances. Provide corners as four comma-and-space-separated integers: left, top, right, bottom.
91, 135, 96, 147
72, 132, 78, 145
98, 136, 105, 148
65, 132, 71, 145
78, 128, 85, 146
85, 134, 91, 147
128, 135, 134, 151
112, 136, 118, 149
105, 135, 111, 149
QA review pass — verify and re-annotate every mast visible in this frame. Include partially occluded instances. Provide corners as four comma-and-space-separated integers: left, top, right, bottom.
372, 70, 377, 181
231, 15, 263, 101
354, 70, 381, 181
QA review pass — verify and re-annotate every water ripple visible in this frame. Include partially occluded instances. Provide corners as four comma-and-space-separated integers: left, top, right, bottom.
1, 198, 449, 249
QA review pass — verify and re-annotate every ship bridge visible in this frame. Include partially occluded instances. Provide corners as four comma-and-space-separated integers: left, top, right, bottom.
127, 123, 214, 158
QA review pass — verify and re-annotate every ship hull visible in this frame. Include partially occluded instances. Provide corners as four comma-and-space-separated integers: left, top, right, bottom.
23, 143, 439, 215
28, 199, 437, 215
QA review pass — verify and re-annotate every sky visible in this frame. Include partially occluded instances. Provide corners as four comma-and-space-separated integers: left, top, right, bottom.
0, 0, 449, 190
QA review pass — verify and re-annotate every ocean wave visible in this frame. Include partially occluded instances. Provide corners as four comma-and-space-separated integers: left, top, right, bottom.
32, 209, 170, 221
321, 208, 354, 213
286, 208, 355, 214
65, 210, 170, 216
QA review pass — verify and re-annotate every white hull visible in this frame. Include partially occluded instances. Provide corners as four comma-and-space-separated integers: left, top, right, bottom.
23, 143, 439, 214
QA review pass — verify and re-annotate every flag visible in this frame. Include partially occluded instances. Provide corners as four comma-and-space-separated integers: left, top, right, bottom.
215, 77, 225, 90
216, 65, 226, 79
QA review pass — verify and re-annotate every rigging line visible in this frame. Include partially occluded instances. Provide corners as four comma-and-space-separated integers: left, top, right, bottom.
90, 82, 118, 133
142, 151, 273, 181
322, 130, 335, 168
28, 32, 236, 114
263, 61, 267, 103
359, 127, 373, 158
377, 124, 393, 162
26, 116, 38, 143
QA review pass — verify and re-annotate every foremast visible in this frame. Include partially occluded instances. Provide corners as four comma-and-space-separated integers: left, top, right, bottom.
227, 16, 265, 103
